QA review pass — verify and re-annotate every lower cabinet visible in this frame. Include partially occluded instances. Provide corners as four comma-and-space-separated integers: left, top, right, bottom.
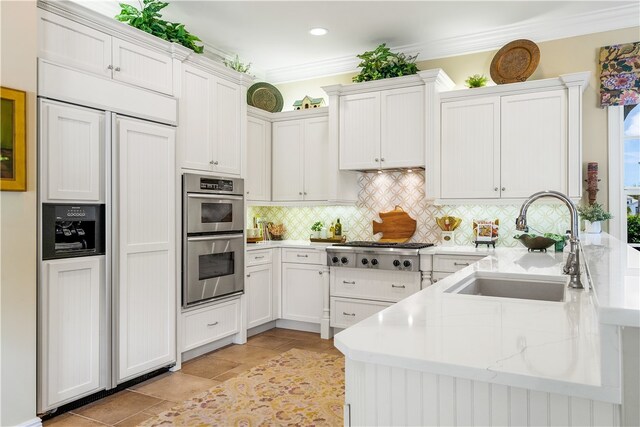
431, 254, 487, 283
282, 263, 324, 324
40, 256, 104, 410
331, 297, 391, 329
183, 298, 241, 352
246, 263, 274, 329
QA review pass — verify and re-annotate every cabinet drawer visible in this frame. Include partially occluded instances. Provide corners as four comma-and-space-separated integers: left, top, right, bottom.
246, 249, 272, 266
182, 299, 240, 352
282, 248, 325, 265
433, 255, 485, 273
331, 297, 391, 329
432, 271, 451, 283
330, 268, 420, 302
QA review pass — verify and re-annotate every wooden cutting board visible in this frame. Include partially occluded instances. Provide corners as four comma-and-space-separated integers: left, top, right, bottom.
372, 206, 417, 243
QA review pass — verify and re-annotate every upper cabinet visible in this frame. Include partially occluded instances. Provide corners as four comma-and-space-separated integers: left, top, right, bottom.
324, 71, 453, 172
179, 62, 246, 177
246, 110, 272, 201
272, 114, 329, 201
339, 86, 424, 170
434, 73, 590, 202
38, 9, 176, 96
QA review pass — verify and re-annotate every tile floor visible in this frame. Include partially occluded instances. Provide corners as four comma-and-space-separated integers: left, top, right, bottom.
43, 328, 343, 427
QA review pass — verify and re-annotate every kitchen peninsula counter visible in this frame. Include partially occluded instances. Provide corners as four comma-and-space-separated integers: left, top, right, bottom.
335, 234, 639, 426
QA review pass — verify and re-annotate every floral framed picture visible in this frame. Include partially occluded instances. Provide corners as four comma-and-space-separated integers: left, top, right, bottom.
1, 86, 26, 191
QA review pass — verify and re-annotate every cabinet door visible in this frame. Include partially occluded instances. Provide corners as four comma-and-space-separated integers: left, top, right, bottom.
500, 90, 567, 198
380, 86, 425, 168
282, 263, 323, 324
40, 100, 105, 202
440, 97, 501, 199
180, 64, 214, 172
272, 120, 304, 201
41, 257, 104, 408
212, 78, 242, 176
303, 117, 329, 201
38, 10, 112, 78
246, 264, 273, 329
339, 92, 381, 170
116, 117, 175, 382
112, 38, 174, 95
246, 116, 271, 201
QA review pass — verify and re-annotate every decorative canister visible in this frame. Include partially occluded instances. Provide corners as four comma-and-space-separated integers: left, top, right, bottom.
442, 230, 455, 246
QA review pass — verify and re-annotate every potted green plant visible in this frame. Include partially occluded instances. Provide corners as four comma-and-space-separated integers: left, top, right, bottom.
465, 74, 488, 88
577, 202, 613, 233
311, 221, 324, 239
223, 54, 252, 75
352, 43, 419, 83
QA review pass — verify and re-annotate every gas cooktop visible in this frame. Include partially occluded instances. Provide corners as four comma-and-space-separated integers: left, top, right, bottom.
330, 241, 434, 249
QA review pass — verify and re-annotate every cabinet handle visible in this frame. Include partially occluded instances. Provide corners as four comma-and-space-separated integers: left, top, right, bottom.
391, 284, 406, 289
501, 187, 506, 191
433, 278, 439, 283
297, 254, 308, 258
299, 191, 303, 195
107, 65, 113, 70
207, 322, 219, 327
246, 274, 251, 277
304, 192, 307, 195
114, 67, 121, 72
381, 157, 385, 162
374, 158, 379, 162
318, 271, 323, 275
494, 187, 499, 192
342, 280, 356, 285
343, 312, 356, 317
454, 262, 470, 266
254, 256, 264, 259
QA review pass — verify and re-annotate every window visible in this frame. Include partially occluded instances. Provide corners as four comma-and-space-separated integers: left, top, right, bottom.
624, 105, 640, 246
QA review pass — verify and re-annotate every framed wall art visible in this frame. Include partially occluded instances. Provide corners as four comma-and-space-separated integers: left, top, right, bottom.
1, 86, 27, 191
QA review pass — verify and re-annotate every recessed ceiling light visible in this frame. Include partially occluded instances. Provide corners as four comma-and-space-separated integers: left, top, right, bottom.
309, 27, 328, 36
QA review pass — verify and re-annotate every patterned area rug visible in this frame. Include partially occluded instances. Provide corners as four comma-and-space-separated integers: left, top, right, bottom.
140, 349, 345, 426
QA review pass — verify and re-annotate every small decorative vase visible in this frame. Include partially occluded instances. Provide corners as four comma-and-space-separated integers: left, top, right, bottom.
311, 230, 320, 238
584, 220, 602, 234
441, 230, 455, 246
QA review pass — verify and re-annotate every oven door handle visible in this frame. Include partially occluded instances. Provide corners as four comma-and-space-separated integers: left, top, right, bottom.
187, 233, 243, 242
187, 193, 243, 201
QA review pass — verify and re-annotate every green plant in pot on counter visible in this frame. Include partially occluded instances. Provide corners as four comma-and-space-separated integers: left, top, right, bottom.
115, 0, 204, 53
311, 221, 324, 238
577, 202, 613, 234
352, 43, 419, 83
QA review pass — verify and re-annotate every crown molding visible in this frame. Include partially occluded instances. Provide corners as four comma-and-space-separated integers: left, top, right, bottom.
266, 3, 639, 84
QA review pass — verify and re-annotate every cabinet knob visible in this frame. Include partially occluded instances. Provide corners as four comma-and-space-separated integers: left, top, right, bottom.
114, 67, 121, 72
246, 191, 249, 194
107, 65, 113, 70
304, 192, 307, 195
214, 161, 219, 165
299, 192, 303, 195
374, 158, 379, 162
318, 271, 323, 275
246, 274, 251, 278
381, 158, 385, 162
209, 160, 215, 164
494, 187, 498, 191
501, 187, 506, 191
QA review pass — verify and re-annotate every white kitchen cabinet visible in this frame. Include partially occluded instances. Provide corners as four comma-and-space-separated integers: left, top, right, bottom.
182, 298, 241, 352
180, 63, 242, 176
272, 116, 329, 201
38, 10, 174, 95
40, 256, 104, 409
440, 90, 566, 200
246, 115, 272, 201
39, 100, 105, 202
339, 85, 424, 170
115, 117, 176, 382
441, 97, 500, 199
282, 263, 324, 324
246, 264, 274, 329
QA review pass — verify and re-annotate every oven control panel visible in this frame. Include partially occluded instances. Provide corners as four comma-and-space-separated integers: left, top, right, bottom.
200, 178, 234, 192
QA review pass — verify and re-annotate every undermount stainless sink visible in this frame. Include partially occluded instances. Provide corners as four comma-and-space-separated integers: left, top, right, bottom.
445, 273, 567, 302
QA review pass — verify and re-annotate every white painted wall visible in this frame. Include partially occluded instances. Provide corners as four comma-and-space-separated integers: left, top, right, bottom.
0, 1, 38, 425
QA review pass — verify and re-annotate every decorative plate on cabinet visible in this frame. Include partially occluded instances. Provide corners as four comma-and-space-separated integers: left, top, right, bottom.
490, 39, 540, 84
247, 82, 284, 112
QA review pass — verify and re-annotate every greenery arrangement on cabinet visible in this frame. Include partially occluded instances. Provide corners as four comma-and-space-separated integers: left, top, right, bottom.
577, 202, 613, 222
465, 74, 488, 88
115, 0, 204, 53
223, 54, 252, 75
352, 43, 419, 83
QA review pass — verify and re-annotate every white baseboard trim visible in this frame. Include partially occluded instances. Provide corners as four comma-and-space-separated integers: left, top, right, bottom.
275, 319, 321, 333
18, 417, 42, 427
180, 335, 235, 363
248, 321, 277, 337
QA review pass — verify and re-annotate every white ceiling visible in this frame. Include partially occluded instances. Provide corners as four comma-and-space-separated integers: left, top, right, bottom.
76, 1, 640, 83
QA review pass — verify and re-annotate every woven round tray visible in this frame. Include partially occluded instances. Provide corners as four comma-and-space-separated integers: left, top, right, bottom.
247, 82, 284, 112
490, 39, 540, 84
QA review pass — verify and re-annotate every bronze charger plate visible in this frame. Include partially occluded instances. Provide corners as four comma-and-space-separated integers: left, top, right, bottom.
247, 82, 284, 112
490, 39, 540, 84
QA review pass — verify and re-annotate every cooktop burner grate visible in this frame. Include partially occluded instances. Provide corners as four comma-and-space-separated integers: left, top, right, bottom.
334, 241, 435, 249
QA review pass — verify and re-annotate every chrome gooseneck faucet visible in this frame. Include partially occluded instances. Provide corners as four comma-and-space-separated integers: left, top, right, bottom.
516, 190, 584, 289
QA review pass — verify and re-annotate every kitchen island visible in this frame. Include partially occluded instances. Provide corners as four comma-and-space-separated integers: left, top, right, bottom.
335, 233, 639, 426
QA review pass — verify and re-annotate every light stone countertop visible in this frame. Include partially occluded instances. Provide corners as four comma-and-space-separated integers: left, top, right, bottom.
334, 233, 640, 403
245, 240, 333, 251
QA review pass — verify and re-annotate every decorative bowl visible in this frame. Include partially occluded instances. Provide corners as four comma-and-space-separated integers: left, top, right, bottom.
514, 234, 556, 252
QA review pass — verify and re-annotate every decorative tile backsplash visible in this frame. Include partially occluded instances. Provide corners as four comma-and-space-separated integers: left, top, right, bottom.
247, 171, 571, 247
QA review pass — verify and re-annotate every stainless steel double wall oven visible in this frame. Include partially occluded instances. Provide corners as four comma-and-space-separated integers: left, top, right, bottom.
183, 174, 244, 308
